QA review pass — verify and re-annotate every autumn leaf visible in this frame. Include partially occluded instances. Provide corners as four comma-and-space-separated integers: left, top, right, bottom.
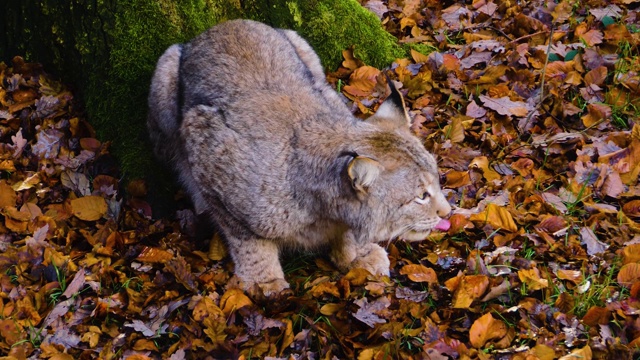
220, 288, 252, 316
452, 275, 489, 308
617, 263, 640, 287
469, 203, 518, 232
71, 195, 107, 221
399, 264, 438, 283
479, 95, 531, 117
469, 313, 507, 348
518, 268, 549, 291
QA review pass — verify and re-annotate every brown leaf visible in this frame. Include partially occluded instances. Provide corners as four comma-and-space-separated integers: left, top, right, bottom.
617, 263, 640, 287
399, 264, 438, 283
581, 103, 611, 128
136, 246, 174, 263
165, 254, 198, 292
584, 66, 607, 86
556, 269, 584, 285
559, 345, 592, 360
581, 306, 610, 326
580, 30, 603, 46
479, 95, 531, 117
469, 313, 507, 348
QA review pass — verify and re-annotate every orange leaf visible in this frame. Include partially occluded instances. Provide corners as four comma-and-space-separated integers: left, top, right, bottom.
444, 170, 471, 188
71, 195, 107, 221
623, 243, 640, 264
469, 313, 507, 348
617, 263, 640, 287
452, 275, 489, 309
468, 203, 518, 232
309, 282, 341, 298
0, 182, 17, 208
399, 264, 438, 283
343, 66, 380, 97
410, 49, 430, 63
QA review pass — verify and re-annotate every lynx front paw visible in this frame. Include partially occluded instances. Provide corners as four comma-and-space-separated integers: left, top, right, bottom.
351, 244, 390, 276
253, 278, 290, 297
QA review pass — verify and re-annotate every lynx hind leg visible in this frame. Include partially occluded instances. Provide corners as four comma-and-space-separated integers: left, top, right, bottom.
147, 44, 182, 161
330, 234, 390, 276
227, 237, 289, 296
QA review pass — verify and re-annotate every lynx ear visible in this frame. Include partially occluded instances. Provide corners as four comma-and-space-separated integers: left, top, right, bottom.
347, 156, 382, 193
367, 76, 410, 129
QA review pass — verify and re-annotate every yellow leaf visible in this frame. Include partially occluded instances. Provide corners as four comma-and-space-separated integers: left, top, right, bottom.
443, 116, 465, 143
469, 313, 507, 348
469, 156, 501, 182
208, 233, 228, 261
410, 48, 429, 63
518, 268, 549, 291
469, 203, 518, 232
71, 195, 107, 221
220, 288, 252, 316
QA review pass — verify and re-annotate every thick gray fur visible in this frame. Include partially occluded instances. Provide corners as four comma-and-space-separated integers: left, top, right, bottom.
148, 20, 451, 295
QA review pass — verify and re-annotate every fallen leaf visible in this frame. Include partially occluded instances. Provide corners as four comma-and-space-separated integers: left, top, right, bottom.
399, 264, 438, 283
71, 195, 107, 221
469, 313, 507, 348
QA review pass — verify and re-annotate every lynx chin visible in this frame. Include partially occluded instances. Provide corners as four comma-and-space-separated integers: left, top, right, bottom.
147, 19, 451, 296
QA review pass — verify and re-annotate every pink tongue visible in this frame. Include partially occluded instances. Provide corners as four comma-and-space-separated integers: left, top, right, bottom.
434, 219, 451, 232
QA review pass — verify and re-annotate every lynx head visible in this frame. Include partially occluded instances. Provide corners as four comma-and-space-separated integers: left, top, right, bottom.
346, 79, 451, 242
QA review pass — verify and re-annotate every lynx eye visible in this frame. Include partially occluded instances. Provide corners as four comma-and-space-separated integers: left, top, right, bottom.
414, 191, 430, 204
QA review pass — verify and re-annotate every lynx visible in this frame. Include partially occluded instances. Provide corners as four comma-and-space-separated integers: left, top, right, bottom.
147, 19, 451, 296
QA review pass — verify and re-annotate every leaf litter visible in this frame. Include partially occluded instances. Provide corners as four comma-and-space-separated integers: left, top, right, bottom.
1, 0, 640, 358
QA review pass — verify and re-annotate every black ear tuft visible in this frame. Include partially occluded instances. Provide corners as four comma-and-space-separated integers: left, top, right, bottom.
383, 72, 405, 111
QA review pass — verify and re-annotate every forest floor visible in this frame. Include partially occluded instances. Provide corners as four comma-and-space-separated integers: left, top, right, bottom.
1, 0, 640, 359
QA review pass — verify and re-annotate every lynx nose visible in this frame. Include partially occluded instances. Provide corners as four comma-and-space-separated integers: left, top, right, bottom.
436, 194, 452, 218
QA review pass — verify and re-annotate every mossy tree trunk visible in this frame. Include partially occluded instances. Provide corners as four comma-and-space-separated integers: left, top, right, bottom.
1, 0, 402, 214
